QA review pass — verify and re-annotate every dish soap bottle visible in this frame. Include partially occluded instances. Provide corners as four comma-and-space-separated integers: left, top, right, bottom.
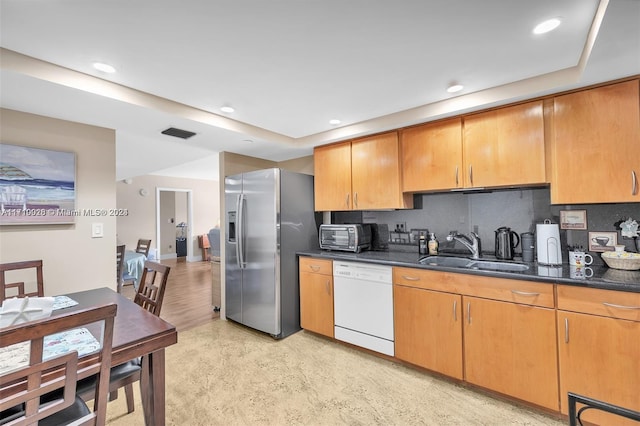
428, 233, 439, 255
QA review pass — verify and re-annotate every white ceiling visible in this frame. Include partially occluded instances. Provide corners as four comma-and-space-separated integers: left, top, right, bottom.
1, 0, 638, 181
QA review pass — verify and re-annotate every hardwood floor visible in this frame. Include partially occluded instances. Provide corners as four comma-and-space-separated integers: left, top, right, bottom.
120, 258, 221, 331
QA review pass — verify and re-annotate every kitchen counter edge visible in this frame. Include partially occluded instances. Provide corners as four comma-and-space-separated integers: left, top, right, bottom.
297, 250, 640, 293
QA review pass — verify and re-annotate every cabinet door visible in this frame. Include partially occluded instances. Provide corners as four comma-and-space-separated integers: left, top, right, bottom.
557, 311, 640, 426
351, 132, 411, 210
463, 296, 559, 410
463, 101, 545, 188
299, 271, 334, 337
394, 285, 463, 379
551, 79, 640, 203
314, 142, 352, 211
401, 118, 463, 192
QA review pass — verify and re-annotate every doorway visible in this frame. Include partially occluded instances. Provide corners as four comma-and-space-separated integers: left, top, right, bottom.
155, 187, 193, 261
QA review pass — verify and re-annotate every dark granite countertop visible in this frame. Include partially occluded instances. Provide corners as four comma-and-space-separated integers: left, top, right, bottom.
297, 249, 640, 293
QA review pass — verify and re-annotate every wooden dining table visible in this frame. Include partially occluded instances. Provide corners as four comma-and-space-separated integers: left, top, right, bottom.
58, 287, 177, 426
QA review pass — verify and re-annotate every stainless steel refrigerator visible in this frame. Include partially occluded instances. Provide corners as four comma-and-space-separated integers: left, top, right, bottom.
224, 168, 318, 338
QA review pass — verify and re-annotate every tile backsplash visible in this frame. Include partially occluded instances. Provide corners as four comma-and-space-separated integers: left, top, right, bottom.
332, 187, 639, 265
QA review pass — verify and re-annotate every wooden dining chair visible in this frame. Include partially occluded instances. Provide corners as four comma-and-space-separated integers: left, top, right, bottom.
116, 244, 126, 292
135, 239, 152, 257
0, 303, 117, 426
0, 260, 44, 302
78, 260, 171, 415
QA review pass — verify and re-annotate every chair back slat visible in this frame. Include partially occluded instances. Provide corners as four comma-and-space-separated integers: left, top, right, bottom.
0, 260, 44, 302
133, 261, 170, 317
1, 303, 117, 426
135, 239, 152, 257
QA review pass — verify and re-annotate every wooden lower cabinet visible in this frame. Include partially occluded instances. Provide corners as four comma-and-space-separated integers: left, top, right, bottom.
557, 286, 640, 425
299, 257, 334, 337
394, 285, 463, 379
463, 296, 559, 410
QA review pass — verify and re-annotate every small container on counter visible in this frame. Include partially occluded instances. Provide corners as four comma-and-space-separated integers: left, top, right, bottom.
428, 233, 439, 255
419, 235, 428, 255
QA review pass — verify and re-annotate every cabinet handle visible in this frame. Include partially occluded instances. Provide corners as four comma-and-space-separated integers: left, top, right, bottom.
326, 279, 331, 295
602, 302, 640, 310
453, 300, 457, 321
455, 166, 459, 186
564, 318, 569, 343
469, 165, 473, 186
511, 290, 540, 297
309, 265, 321, 272
467, 302, 471, 325
401, 275, 420, 281
346, 193, 350, 208
354, 192, 358, 208
632, 170, 638, 196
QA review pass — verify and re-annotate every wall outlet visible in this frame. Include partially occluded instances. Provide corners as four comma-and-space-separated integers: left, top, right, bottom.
394, 222, 407, 233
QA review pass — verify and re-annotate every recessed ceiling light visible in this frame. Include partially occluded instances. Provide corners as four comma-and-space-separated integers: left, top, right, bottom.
447, 84, 464, 93
329, 119, 341, 125
533, 18, 561, 35
92, 62, 116, 73
220, 106, 235, 113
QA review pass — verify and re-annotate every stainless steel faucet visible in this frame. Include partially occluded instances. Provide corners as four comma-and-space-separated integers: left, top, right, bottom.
447, 231, 482, 259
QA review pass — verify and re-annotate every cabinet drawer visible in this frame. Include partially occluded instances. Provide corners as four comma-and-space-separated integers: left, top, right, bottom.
394, 267, 554, 308
299, 257, 333, 275
394, 268, 458, 292
557, 285, 640, 322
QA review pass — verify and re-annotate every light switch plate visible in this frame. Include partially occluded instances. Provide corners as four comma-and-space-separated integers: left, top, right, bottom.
92, 222, 104, 238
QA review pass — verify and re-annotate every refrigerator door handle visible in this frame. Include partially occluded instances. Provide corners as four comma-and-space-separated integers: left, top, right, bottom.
237, 193, 246, 269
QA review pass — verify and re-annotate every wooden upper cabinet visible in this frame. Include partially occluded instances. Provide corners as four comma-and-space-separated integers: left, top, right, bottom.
550, 79, 640, 204
314, 141, 352, 211
351, 132, 411, 210
401, 118, 463, 192
400, 101, 545, 193
314, 132, 412, 211
463, 100, 546, 188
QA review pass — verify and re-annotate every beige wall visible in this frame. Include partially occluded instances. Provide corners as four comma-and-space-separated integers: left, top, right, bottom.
0, 109, 116, 295
116, 174, 219, 261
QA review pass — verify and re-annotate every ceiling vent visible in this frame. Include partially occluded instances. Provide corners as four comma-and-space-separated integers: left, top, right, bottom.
161, 127, 196, 139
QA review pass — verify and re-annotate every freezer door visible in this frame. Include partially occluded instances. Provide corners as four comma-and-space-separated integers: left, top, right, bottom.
241, 168, 280, 335
224, 174, 242, 323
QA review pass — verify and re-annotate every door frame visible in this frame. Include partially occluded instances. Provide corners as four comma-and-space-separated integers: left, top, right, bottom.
155, 187, 194, 261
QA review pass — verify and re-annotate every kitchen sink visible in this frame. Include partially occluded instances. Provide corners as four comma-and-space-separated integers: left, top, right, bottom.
419, 256, 476, 268
468, 261, 530, 272
419, 256, 529, 272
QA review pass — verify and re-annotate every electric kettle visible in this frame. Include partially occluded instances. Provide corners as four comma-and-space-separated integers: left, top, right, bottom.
495, 226, 520, 260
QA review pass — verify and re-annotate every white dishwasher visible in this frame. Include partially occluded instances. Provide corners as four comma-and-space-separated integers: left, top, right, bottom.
333, 260, 394, 356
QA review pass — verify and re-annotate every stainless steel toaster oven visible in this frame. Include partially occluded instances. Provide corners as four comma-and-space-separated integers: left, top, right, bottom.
319, 224, 371, 252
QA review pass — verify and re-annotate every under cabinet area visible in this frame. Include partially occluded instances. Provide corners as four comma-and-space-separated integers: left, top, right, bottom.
556, 286, 640, 426
393, 267, 559, 410
550, 79, 640, 204
299, 256, 640, 420
299, 257, 334, 337
314, 131, 412, 211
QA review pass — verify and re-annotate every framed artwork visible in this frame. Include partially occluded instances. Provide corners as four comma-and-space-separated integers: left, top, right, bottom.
588, 231, 617, 252
560, 210, 587, 230
0, 143, 76, 225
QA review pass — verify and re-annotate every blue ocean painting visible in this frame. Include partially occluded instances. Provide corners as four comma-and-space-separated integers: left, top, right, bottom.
0, 143, 75, 223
